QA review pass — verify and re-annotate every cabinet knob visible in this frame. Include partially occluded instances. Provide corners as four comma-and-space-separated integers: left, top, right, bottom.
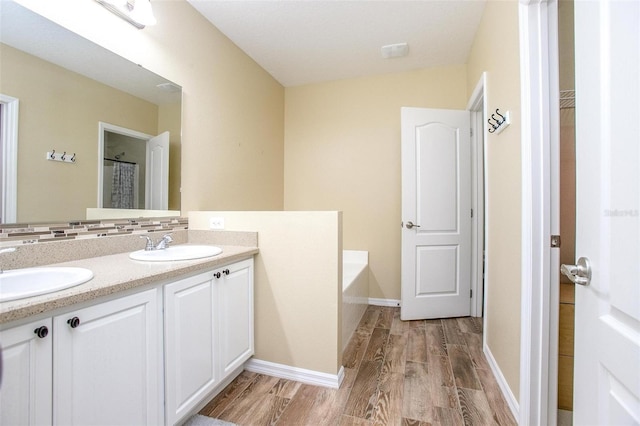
213, 272, 221, 279
67, 316, 80, 328
34, 325, 49, 339
223, 269, 230, 276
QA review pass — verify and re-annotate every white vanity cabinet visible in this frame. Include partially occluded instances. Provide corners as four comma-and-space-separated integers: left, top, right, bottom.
0, 254, 255, 426
164, 271, 218, 425
217, 259, 254, 376
164, 258, 254, 426
0, 288, 161, 426
53, 287, 162, 426
0, 318, 53, 426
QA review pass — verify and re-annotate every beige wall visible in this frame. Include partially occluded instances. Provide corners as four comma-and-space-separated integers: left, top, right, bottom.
189, 211, 343, 375
284, 66, 468, 300
466, 0, 522, 400
558, 0, 575, 92
15, 0, 285, 214
0, 44, 159, 222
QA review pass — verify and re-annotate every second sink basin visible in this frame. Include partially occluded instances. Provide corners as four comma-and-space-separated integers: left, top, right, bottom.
0, 267, 94, 303
129, 245, 223, 262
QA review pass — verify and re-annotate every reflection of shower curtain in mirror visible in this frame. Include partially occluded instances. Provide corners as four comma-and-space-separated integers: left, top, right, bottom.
111, 162, 138, 208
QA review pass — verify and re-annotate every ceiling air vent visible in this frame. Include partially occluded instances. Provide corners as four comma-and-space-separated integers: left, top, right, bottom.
381, 43, 409, 59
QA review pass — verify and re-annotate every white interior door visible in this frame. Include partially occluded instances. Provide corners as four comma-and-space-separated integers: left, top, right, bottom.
401, 107, 471, 320
570, 1, 640, 424
146, 131, 170, 210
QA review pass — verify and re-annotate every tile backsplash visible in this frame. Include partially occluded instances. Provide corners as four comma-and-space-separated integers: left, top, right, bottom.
0, 217, 188, 247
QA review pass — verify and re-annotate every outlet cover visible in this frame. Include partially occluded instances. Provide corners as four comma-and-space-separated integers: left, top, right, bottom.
209, 217, 225, 230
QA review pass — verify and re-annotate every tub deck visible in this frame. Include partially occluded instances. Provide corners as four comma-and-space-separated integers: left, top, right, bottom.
342, 250, 368, 353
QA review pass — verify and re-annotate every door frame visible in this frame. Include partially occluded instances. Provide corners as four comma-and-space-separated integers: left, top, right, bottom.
467, 73, 487, 319
0, 94, 19, 223
518, 0, 560, 425
97, 121, 152, 209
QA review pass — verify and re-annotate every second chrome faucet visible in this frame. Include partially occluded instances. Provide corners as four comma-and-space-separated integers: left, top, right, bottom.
141, 233, 173, 251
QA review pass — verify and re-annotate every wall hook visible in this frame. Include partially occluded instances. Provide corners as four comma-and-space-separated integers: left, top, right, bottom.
46, 150, 77, 164
487, 118, 498, 133
487, 108, 510, 135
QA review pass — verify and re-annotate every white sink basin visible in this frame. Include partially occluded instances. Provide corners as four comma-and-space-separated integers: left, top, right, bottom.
0, 267, 94, 303
129, 245, 223, 262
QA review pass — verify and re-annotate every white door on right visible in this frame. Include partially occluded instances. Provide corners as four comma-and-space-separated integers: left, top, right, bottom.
146, 131, 170, 210
400, 107, 471, 320
572, 1, 640, 424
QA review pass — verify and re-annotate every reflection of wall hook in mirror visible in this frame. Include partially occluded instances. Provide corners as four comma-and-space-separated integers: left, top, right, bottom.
487, 108, 511, 135
46, 150, 77, 164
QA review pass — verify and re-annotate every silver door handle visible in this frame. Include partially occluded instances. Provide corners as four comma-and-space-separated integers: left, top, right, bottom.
405, 221, 421, 230
560, 257, 591, 286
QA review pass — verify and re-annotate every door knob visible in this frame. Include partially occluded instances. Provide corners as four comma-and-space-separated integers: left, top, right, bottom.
560, 257, 591, 286
405, 221, 421, 230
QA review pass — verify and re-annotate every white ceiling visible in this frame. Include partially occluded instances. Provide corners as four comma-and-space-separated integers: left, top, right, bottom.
187, 0, 487, 87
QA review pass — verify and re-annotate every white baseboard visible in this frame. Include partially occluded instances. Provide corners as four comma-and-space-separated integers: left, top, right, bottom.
368, 298, 401, 307
484, 343, 520, 420
244, 358, 345, 389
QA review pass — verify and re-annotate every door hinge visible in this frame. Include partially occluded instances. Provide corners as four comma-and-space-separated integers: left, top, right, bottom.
551, 235, 561, 248
470, 128, 473, 137
470, 289, 473, 298
471, 209, 474, 218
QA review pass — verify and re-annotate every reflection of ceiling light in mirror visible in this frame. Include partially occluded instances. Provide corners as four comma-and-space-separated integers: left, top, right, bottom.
156, 82, 181, 93
95, 0, 156, 29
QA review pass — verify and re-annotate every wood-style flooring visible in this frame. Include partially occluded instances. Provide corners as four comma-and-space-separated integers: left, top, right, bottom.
199, 306, 517, 425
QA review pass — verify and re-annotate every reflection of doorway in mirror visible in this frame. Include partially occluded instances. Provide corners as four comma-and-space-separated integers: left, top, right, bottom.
103, 131, 145, 209
97, 122, 169, 211
0, 94, 19, 224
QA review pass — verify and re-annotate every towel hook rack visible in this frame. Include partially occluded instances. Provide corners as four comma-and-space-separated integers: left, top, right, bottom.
46, 149, 77, 164
487, 108, 510, 134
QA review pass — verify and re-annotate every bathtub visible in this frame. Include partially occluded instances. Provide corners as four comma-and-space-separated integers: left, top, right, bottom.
342, 250, 369, 353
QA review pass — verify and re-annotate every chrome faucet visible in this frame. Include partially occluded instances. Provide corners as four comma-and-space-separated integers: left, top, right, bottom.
140, 234, 173, 251
154, 234, 173, 250
0, 247, 16, 273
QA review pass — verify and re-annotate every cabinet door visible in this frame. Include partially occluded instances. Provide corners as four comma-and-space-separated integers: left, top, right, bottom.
53, 288, 161, 426
164, 271, 217, 426
0, 318, 52, 426
218, 259, 254, 377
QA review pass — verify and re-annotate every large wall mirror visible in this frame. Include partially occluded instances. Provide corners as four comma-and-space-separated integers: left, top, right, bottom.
0, 1, 182, 224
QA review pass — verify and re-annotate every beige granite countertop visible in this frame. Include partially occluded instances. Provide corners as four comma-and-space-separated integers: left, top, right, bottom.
0, 231, 258, 325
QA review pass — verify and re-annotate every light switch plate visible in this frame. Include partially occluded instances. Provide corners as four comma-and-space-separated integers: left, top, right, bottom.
209, 217, 225, 230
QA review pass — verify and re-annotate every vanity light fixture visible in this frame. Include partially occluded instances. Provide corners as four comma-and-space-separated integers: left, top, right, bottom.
95, 0, 156, 29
